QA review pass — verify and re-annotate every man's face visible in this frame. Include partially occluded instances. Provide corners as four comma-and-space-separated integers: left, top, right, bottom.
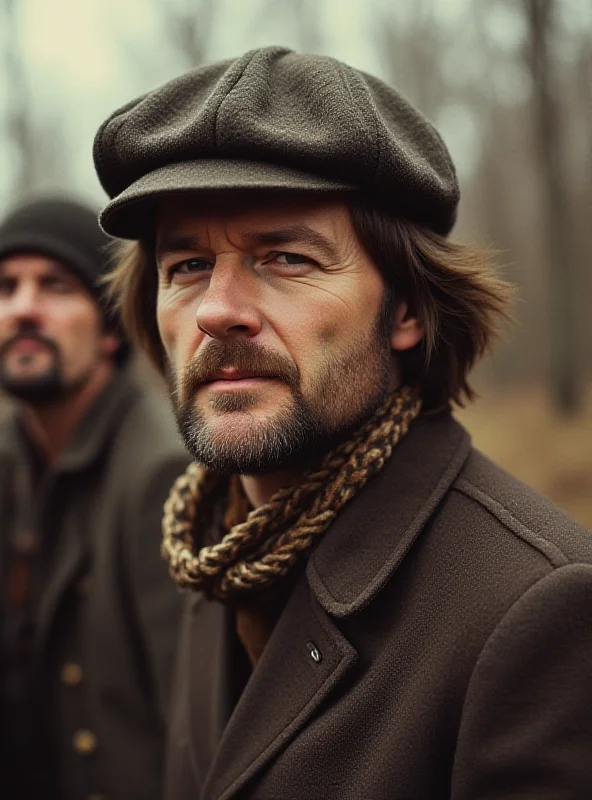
0, 254, 111, 403
156, 195, 398, 475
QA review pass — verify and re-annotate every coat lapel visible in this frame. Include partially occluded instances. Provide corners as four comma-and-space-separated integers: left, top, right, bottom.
308, 411, 472, 616
0, 414, 19, 607
35, 369, 140, 652
193, 412, 470, 798
35, 493, 88, 653
201, 578, 357, 800
185, 594, 239, 789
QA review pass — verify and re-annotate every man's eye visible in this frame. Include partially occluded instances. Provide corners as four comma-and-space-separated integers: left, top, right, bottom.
44, 278, 72, 293
170, 259, 213, 277
271, 252, 313, 266
0, 280, 15, 295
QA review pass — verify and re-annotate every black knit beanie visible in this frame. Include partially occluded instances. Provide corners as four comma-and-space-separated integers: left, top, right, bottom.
0, 195, 130, 364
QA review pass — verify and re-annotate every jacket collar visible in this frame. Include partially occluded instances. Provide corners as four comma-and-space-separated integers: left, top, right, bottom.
307, 411, 472, 617
57, 365, 141, 472
192, 411, 472, 799
0, 365, 141, 473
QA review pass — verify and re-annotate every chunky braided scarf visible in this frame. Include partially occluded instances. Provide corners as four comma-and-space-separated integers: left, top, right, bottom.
162, 386, 421, 601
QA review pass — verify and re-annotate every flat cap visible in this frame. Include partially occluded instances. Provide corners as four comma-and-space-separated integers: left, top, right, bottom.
94, 46, 459, 239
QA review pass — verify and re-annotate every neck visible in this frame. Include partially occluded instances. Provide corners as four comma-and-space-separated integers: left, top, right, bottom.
240, 467, 305, 508
21, 361, 115, 463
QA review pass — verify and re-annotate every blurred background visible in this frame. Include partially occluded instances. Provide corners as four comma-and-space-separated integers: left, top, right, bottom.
0, 0, 590, 525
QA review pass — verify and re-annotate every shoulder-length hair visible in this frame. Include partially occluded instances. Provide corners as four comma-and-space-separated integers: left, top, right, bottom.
106, 196, 512, 410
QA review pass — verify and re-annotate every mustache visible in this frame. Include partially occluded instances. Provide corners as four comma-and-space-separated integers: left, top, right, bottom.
179, 339, 300, 399
0, 325, 60, 360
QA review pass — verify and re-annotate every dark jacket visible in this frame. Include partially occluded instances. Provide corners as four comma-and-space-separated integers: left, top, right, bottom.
0, 368, 189, 800
166, 412, 592, 800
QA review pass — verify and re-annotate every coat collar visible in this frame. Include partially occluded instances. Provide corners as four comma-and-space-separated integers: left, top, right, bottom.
0, 365, 141, 473
192, 411, 471, 799
307, 411, 472, 617
51, 365, 141, 472
0, 367, 142, 655
197, 579, 358, 800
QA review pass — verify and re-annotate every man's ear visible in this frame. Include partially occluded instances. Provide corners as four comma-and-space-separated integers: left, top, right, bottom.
100, 332, 122, 359
390, 302, 425, 352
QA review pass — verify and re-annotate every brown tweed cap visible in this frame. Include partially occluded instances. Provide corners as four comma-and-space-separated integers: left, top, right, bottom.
93, 46, 459, 240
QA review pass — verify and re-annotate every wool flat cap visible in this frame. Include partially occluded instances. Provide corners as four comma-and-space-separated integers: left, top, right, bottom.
94, 46, 459, 239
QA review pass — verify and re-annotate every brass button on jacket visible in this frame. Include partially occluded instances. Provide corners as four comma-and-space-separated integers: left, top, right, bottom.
61, 662, 83, 686
73, 729, 98, 756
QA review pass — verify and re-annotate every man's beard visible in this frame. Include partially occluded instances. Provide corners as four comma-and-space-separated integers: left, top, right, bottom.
0, 328, 65, 404
169, 312, 393, 476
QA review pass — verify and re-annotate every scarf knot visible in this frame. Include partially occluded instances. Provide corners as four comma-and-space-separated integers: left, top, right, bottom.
162, 387, 421, 602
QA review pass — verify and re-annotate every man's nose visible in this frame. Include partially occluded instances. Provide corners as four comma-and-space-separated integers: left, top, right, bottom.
195, 263, 262, 340
9, 283, 42, 320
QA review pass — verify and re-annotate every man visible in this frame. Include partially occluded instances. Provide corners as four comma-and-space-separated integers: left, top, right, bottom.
94, 47, 592, 799
0, 196, 188, 800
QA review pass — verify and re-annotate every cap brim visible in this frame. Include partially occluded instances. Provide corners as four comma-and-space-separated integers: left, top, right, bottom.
99, 159, 356, 239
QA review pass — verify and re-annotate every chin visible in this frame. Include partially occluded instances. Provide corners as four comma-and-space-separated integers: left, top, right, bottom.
206, 410, 275, 440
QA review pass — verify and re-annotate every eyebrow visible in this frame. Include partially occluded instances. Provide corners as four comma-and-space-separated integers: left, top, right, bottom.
241, 225, 340, 263
155, 225, 341, 265
155, 235, 203, 262
0, 262, 75, 282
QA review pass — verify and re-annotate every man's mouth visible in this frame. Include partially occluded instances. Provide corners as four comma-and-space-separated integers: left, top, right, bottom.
5, 337, 51, 356
201, 368, 277, 390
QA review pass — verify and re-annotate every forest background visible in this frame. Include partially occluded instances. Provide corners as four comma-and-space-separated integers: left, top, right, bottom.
1, 0, 590, 525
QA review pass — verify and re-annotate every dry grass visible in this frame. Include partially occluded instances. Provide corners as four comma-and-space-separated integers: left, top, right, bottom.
456, 384, 592, 529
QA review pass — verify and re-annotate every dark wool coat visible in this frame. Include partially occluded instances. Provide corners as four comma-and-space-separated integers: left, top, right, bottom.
0, 369, 189, 800
166, 412, 592, 800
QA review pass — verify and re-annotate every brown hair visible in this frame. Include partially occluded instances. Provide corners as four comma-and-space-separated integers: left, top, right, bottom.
106, 198, 512, 409
349, 198, 513, 409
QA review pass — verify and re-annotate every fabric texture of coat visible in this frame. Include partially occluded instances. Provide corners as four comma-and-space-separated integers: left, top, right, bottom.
0, 367, 189, 800
165, 411, 592, 800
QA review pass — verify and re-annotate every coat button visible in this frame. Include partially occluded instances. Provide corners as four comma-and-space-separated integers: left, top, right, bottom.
73, 729, 98, 756
307, 641, 323, 664
61, 663, 83, 686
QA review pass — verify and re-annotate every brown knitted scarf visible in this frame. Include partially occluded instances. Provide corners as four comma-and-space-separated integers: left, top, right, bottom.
162, 386, 421, 602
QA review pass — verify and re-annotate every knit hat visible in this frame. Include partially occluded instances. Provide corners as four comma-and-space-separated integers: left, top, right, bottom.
0, 195, 130, 363
93, 46, 459, 240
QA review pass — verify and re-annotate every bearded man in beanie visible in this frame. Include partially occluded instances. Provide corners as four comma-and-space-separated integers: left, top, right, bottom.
95, 47, 592, 799
0, 195, 188, 800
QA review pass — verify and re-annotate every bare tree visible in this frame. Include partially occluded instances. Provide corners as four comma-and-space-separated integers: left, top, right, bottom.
2, 0, 35, 198
523, 0, 579, 414
374, 1, 446, 122
152, 0, 217, 68
289, 0, 324, 53
1, 0, 70, 201
252, 0, 324, 53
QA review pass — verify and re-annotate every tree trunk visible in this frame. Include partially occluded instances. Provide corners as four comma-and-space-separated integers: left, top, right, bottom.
525, 0, 579, 414
2, 0, 35, 198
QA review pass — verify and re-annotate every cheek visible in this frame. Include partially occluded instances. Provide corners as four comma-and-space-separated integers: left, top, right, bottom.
318, 318, 342, 346
56, 309, 99, 346
157, 291, 197, 373
278, 300, 346, 379
284, 276, 384, 374
56, 303, 103, 362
